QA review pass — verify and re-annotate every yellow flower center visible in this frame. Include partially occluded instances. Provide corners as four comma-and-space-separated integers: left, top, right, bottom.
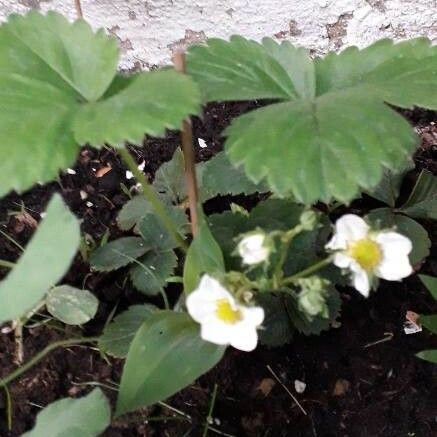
348, 238, 382, 271
216, 299, 242, 324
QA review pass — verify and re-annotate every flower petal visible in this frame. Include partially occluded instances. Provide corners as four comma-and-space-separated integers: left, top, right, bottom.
241, 306, 265, 327
376, 256, 413, 280
334, 214, 369, 242
186, 275, 233, 323
350, 264, 370, 297
229, 326, 259, 352
375, 232, 412, 256
200, 319, 233, 345
332, 252, 353, 269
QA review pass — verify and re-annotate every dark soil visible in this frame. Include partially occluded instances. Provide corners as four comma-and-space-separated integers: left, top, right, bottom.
0, 104, 436, 437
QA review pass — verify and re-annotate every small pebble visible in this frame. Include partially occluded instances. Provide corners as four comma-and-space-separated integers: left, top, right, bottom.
66, 168, 76, 175
198, 138, 208, 148
294, 380, 306, 394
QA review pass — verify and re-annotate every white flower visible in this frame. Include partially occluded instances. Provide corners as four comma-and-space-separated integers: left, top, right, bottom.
326, 214, 413, 297
237, 232, 270, 265
186, 274, 264, 351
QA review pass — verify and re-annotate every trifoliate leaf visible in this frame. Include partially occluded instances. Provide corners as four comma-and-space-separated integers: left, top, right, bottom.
225, 93, 415, 203
399, 170, 437, 220
73, 70, 201, 146
22, 388, 111, 437
117, 196, 155, 231
90, 237, 150, 272
129, 250, 177, 296
257, 293, 294, 347
46, 285, 98, 325
138, 209, 188, 250
153, 149, 186, 203
99, 304, 158, 358
0, 12, 201, 196
366, 208, 431, 265
198, 151, 268, 201
187, 36, 298, 101
366, 161, 414, 207
188, 37, 437, 203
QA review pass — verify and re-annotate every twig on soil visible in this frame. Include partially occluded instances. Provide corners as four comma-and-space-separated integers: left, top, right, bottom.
173, 52, 199, 236
266, 364, 307, 416
0, 228, 25, 252
13, 321, 23, 365
363, 332, 394, 349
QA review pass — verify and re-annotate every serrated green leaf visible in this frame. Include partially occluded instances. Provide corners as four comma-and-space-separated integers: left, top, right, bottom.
183, 210, 225, 293
116, 311, 225, 416
153, 149, 186, 203
366, 208, 431, 265
0, 11, 119, 196
420, 314, 437, 335
22, 388, 111, 437
138, 209, 188, 250
46, 285, 98, 325
0, 195, 80, 323
225, 93, 416, 203
117, 196, 154, 231
366, 161, 414, 207
74, 70, 200, 146
188, 37, 436, 203
399, 170, 437, 220
99, 304, 157, 358
198, 151, 268, 201
315, 38, 437, 109
257, 293, 294, 347
90, 237, 149, 272
416, 349, 437, 363
187, 36, 298, 101
419, 275, 437, 300
129, 250, 177, 295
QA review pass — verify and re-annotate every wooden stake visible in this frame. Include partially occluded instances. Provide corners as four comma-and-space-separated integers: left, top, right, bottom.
173, 52, 199, 236
74, 0, 83, 18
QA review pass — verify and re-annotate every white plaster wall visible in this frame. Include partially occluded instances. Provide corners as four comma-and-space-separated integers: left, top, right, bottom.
0, 0, 436, 70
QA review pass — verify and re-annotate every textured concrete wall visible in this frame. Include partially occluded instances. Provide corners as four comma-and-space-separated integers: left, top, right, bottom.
0, 0, 436, 70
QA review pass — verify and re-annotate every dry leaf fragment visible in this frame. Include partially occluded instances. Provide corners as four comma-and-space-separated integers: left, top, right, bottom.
96, 165, 112, 178
256, 378, 276, 397
332, 378, 351, 396
404, 311, 422, 335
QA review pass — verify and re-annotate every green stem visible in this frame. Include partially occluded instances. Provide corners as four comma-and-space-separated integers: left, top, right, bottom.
273, 226, 303, 286
0, 337, 99, 388
119, 148, 187, 252
281, 256, 333, 286
0, 259, 15, 269
202, 383, 218, 437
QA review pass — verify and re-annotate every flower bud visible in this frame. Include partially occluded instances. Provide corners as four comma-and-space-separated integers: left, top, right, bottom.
237, 231, 271, 265
297, 276, 330, 318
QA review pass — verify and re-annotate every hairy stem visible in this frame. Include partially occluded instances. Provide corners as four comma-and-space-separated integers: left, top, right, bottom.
281, 256, 333, 286
119, 147, 187, 251
13, 322, 23, 365
0, 337, 100, 388
173, 52, 199, 236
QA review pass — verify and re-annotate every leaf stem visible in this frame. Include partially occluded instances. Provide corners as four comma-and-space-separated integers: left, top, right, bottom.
0, 337, 99, 388
118, 147, 187, 251
173, 52, 199, 236
202, 383, 218, 437
281, 256, 333, 286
